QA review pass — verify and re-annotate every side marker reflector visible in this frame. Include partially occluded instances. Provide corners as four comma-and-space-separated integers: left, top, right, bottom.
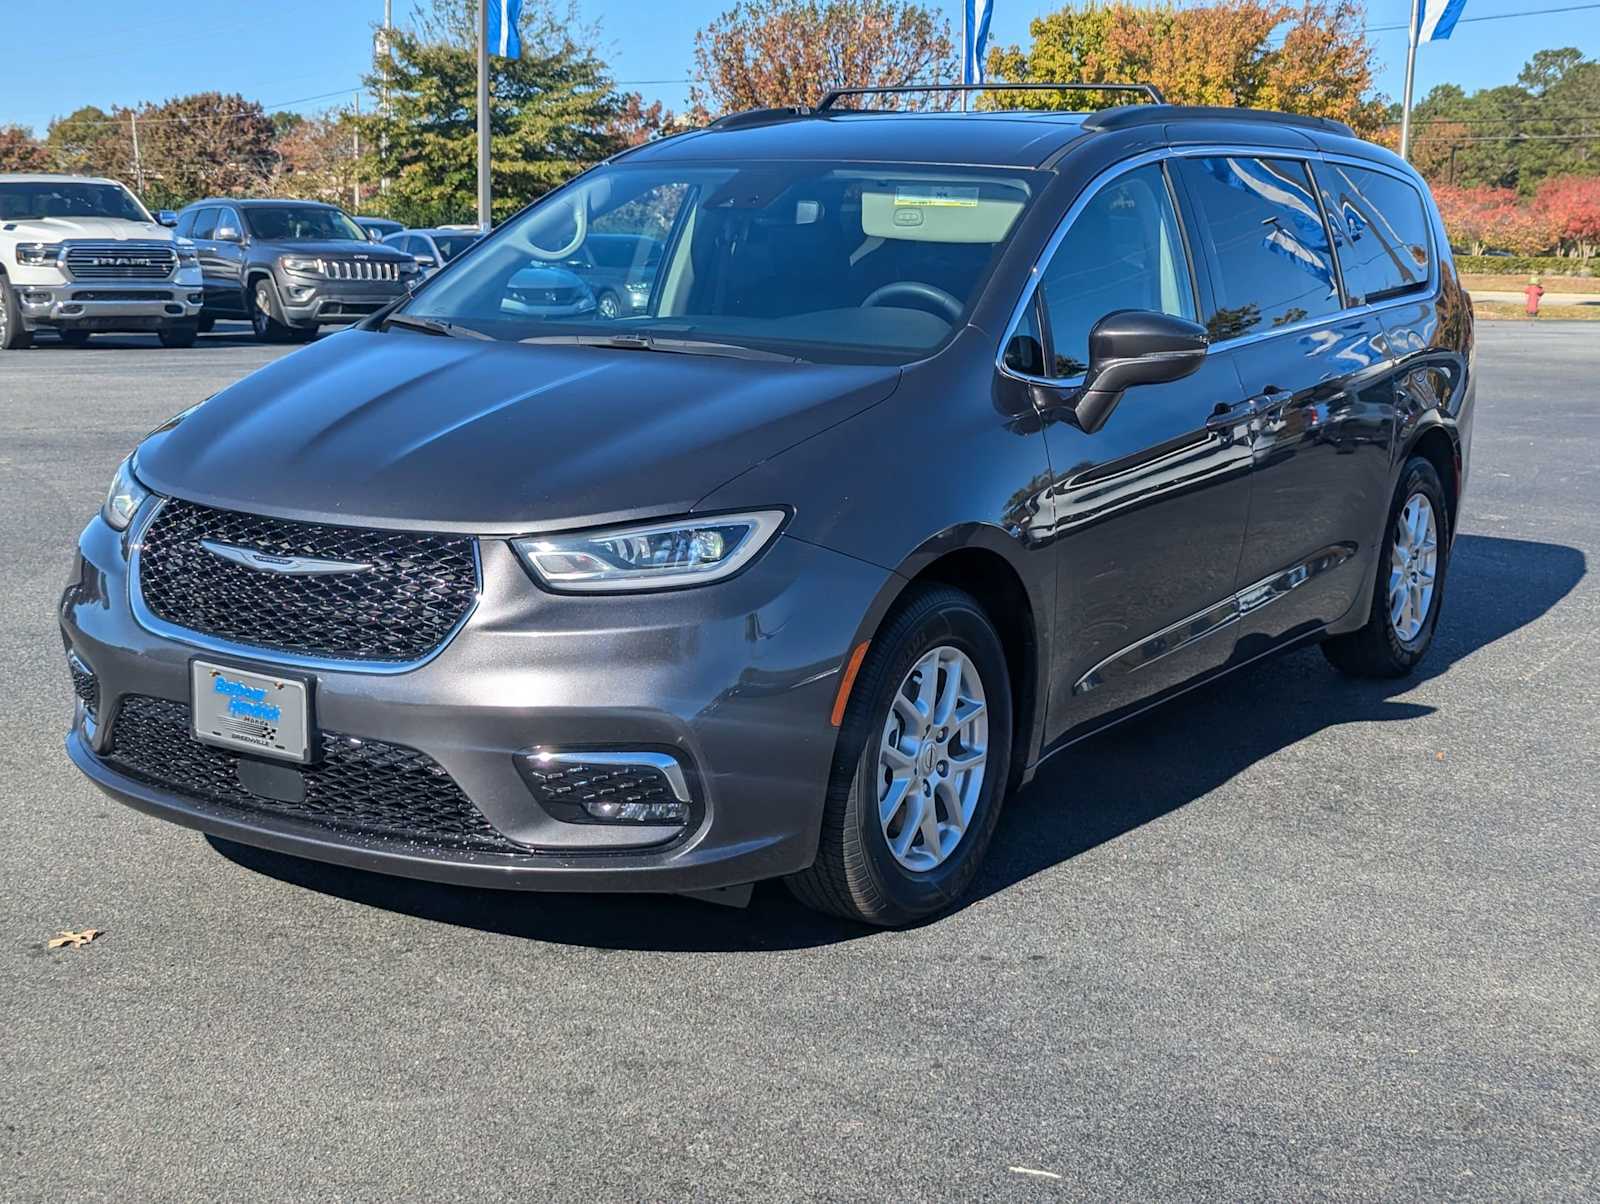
830, 641, 871, 727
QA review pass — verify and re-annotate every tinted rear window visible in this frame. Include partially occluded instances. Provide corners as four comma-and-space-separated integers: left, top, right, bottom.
1177, 156, 1340, 340
1318, 164, 1432, 305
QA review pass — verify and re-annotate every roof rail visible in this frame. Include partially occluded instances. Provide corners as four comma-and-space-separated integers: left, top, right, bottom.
1082, 104, 1355, 137
706, 106, 814, 130
815, 81, 1164, 110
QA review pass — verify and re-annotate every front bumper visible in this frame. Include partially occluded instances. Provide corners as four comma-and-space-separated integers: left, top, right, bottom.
278, 276, 409, 326
60, 510, 888, 893
17, 282, 203, 329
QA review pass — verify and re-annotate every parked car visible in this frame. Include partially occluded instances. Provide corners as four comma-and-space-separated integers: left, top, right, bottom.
0, 173, 204, 349
63, 90, 1474, 926
174, 199, 418, 342
381, 227, 481, 279
559, 231, 663, 318
356, 216, 405, 242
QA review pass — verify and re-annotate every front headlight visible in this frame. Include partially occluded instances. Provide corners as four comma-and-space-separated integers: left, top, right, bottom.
175, 240, 199, 268
16, 242, 61, 266
513, 511, 786, 592
102, 456, 151, 531
279, 255, 323, 276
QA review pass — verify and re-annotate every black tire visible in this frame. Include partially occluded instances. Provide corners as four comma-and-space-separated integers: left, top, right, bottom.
1322, 455, 1451, 678
786, 584, 1013, 926
0, 276, 33, 350
158, 321, 198, 349
250, 278, 296, 343
197, 316, 215, 334
290, 324, 318, 343
597, 290, 622, 320
58, 329, 92, 348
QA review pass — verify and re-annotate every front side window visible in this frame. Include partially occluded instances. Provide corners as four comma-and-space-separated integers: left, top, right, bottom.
1177, 156, 1341, 340
1033, 163, 1196, 377
0, 181, 151, 224
433, 234, 478, 262
404, 160, 1041, 363
189, 208, 218, 241
1317, 164, 1431, 305
244, 205, 367, 242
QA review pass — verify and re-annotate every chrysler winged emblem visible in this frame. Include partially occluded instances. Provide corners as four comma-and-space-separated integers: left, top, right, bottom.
200, 539, 372, 576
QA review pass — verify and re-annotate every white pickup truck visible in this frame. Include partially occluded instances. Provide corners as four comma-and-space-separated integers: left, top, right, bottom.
0, 173, 205, 350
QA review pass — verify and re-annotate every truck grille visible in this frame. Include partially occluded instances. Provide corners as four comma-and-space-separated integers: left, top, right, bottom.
321, 258, 400, 282
106, 695, 524, 853
63, 241, 176, 281
136, 499, 479, 663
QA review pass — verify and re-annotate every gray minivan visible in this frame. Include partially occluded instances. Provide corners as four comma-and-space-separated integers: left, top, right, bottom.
62, 87, 1473, 925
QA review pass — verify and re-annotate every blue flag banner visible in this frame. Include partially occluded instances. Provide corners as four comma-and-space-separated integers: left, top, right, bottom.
487, 0, 522, 59
964, 0, 994, 87
1416, 0, 1467, 43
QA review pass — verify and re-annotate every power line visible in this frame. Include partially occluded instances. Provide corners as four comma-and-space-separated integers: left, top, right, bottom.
1366, 2, 1600, 32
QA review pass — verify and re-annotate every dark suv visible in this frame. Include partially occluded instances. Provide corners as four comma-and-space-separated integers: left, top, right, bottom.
63, 89, 1473, 926
175, 199, 417, 342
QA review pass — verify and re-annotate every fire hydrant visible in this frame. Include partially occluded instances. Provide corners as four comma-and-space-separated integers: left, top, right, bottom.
1524, 275, 1545, 317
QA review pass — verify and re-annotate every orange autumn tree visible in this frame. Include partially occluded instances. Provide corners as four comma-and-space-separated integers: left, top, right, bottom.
983, 1, 1387, 137
691, 0, 956, 116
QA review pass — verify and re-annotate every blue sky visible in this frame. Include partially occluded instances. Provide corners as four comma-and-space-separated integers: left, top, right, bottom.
1, 1, 1593, 136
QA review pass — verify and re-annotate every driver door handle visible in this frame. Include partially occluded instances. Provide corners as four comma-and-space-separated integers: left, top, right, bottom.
1205, 398, 1258, 432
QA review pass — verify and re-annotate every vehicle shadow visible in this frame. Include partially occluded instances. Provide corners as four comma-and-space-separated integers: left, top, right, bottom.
28, 322, 266, 350
211, 533, 1585, 951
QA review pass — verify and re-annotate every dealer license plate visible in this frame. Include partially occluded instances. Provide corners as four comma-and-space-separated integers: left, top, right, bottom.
190, 660, 312, 763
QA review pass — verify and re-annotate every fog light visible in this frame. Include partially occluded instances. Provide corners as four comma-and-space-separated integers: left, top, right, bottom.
515, 751, 691, 826
187, 292, 204, 304
286, 285, 315, 301
23, 291, 52, 304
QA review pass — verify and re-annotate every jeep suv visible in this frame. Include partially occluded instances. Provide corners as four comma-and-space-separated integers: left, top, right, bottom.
62, 89, 1474, 925
0, 174, 204, 349
175, 198, 417, 342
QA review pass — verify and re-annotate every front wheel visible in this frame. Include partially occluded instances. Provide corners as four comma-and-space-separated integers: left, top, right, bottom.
597, 290, 622, 320
250, 279, 297, 343
786, 585, 1013, 926
1322, 455, 1451, 678
0, 277, 33, 350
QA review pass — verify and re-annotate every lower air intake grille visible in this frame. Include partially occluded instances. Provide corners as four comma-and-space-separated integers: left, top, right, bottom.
106, 695, 523, 853
136, 499, 479, 662
68, 653, 98, 717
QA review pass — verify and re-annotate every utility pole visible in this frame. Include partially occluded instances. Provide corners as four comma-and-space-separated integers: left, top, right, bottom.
380, 0, 392, 194
129, 114, 145, 194
476, 0, 491, 231
353, 92, 362, 212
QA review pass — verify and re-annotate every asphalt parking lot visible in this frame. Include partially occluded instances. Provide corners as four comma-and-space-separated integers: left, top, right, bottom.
2, 321, 1596, 1201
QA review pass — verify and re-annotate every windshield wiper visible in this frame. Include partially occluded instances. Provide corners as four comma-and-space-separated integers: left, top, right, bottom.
519, 333, 798, 363
381, 313, 492, 340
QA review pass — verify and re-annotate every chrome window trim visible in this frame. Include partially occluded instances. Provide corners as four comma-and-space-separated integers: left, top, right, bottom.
126, 496, 484, 676
995, 142, 1442, 388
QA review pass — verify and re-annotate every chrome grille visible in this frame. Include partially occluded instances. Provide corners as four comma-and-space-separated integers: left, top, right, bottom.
136, 499, 479, 663
321, 258, 400, 282
62, 241, 176, 281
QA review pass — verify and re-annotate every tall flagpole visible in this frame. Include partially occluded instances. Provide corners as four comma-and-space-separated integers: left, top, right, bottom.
960, 2, 969, 112
476, 0, 491, 231
1400, 0, 1421, 161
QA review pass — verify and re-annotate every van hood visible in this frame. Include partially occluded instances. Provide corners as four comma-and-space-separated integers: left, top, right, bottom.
3, 217, 172, 242
136, 328, 902, 533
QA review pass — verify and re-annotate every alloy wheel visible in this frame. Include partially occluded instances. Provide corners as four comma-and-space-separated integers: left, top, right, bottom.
1389, 492, 1438, 641
877, 645, 988, 872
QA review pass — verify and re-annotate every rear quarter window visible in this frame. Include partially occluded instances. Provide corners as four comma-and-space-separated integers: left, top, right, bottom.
1176, 156, 1341, 341
1316, 164, 1432, 305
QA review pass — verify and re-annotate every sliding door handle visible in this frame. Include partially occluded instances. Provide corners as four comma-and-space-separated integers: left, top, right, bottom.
1205, 399, 1257, 432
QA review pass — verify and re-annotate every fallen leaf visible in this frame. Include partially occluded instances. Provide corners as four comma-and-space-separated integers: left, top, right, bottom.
47, 928, 104, 950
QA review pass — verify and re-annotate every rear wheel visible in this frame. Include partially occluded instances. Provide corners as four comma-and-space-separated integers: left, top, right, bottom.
250, 279, 296, 343
158, 321, 198, 349
0, 277, 33, 350
786, 585, 1012, 926
58, 329, 92, 348
1322, 456, 1450, 678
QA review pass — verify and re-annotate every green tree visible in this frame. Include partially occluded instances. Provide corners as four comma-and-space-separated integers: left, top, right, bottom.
45, 106, 133, 179
363, 27, 624, 227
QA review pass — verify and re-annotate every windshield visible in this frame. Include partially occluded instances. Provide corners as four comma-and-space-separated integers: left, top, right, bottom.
403, 161, 1039, 362
434, 234, 478, 261
0, 181, 150, 224
245, 205, 367, 242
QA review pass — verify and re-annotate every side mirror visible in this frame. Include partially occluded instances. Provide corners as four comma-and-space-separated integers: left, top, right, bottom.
215, 225, 243, 243
368, 230, 385, 242
156, 210, 178, 228
413, 254, 436, 269
1032, 310, 1209, 434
